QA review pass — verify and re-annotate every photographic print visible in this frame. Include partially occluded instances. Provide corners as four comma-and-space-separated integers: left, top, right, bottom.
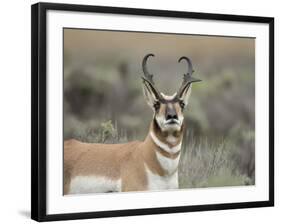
63, 29, 255, 195
31, 2, 273, 221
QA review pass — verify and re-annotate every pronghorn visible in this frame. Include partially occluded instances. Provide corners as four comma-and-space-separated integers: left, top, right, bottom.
64, 54, 201, 194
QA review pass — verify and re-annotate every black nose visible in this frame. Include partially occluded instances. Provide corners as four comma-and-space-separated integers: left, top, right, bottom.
166, 114, 178, 120
166, 106, 178, 120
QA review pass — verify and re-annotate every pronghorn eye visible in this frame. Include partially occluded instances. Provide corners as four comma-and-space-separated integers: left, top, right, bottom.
154, 102, 160, 111
179, 101, 185, 109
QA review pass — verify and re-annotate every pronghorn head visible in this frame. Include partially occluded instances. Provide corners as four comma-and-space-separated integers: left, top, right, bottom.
142, 54, 201, 133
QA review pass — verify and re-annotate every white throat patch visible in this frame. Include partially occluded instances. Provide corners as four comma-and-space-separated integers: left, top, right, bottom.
166, 135, 178, 144
150, 131, 182, 154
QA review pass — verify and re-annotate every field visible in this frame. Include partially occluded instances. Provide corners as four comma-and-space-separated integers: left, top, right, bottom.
63, 29, 255, 188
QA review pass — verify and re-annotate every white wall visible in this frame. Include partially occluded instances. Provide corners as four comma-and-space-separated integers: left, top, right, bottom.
0, 0, 279, 223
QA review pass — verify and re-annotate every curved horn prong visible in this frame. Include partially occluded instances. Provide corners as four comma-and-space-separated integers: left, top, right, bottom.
178, 56, 193, 77
142, 53, 155, 84
141, 54, 162, 100
177, 56, 201, 98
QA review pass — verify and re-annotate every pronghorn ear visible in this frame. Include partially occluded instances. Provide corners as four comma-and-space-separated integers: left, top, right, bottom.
142, 80, 159, 109
179, 84, 192, 106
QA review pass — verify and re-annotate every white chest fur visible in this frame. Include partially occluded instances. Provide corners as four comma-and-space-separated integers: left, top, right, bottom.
147, 132, 181, 190
69, 176, 121, 194
145, 164, 179, 190
145, 151, 180, 190
156, 151, 180, 175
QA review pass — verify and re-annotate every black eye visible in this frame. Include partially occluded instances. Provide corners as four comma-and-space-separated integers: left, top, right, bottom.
154, 102, 160, 111
180, 101, 185, 109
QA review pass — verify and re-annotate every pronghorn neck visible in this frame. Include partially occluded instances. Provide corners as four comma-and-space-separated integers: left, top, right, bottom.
141, 120, 184, 177
151, 118, 184, 148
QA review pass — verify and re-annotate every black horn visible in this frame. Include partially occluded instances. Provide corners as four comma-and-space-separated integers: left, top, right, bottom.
177, 56, 201, 98
142, 53, 155, 84
178, 56, 193, 77
141, 54, 162, 100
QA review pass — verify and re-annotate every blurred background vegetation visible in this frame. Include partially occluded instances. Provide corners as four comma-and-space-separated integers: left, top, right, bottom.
64, 28, 255, 188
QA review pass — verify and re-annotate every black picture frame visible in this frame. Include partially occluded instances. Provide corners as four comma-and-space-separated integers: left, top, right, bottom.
31, 2, 274, 222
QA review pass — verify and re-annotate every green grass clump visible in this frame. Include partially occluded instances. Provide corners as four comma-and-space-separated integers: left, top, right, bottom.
67, 119, 129, 144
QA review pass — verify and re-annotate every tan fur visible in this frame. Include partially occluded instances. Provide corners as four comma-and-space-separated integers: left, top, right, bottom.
64, 120, 183, 194
174, 103, 183, 117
